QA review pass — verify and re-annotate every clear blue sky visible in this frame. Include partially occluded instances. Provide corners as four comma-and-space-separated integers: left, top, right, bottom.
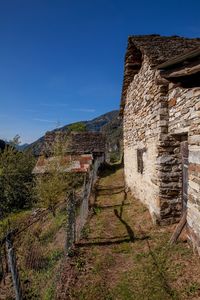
0, 0, 199, 143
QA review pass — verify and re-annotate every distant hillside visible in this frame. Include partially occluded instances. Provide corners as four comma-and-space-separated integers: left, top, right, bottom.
16, 143, 29, 151
25, 110, 122, 158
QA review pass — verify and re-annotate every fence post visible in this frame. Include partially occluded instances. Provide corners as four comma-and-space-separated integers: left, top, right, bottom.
6, 234, 23, 300
66, 191, 76, 255
0, 245, 4, 282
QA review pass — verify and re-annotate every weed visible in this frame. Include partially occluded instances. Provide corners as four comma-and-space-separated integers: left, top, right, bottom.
43, 283, 56, 300
75, 257, 86, 271
81, 225, 91, 239
112, 242, 132, 254
40, 211, 65, 244
46, 249, 63, 270
93, 206, 102, 215
185, 282, 200, 296
134, 251, 149, 260
0, 210, 31, 239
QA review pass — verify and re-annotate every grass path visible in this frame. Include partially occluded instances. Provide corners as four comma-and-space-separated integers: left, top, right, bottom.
59, 166, 200, 300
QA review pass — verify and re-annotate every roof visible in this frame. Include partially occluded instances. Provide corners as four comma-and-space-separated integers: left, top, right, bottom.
32, 154, 93, 174
157, 47, 200, 70
120, 35, 200, 115
127, 35, 200, 66
156, 47, 200, 87
42, 131, 105, 156
69, 132, 105, 154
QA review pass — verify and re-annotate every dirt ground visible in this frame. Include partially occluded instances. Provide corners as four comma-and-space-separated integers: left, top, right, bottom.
56, 165, 200, 300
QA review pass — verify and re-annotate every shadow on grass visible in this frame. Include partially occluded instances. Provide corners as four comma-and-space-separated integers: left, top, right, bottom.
77, 235, 149, 248
91, 203, 130, 210
96, 186, 124, 191
84, 235, 130, 241
114, 209, 135, 242
98, 163, 123, 179
96, 189, 125, 196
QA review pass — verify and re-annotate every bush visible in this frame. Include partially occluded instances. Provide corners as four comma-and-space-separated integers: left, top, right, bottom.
0, 137, 35, 217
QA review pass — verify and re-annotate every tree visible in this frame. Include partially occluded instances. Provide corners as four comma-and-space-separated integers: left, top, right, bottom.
0, 136, 35, 217
34, 133, 70, 216
34, 164, 67, 216
34, 133, 84, 215
68, 122, 87, 132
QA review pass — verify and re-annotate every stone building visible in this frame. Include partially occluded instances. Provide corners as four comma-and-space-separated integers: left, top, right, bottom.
33, 131, 105, 175
120, 35, 200, 253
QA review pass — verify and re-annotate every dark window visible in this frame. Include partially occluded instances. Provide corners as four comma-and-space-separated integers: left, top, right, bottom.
137, 149, 145, 174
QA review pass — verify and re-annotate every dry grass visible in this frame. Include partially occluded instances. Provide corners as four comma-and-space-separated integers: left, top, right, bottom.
0, 206, 66, 300
60, 165, 200, 300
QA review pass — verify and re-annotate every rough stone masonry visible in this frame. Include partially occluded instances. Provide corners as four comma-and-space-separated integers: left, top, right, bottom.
120, 35, 200, 254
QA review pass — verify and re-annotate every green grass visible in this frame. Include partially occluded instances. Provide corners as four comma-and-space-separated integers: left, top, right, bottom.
40, 210, 66, 244
0, 209, 31, 239
184, 282, 200, 296
43, 284, 56, 300
111, 246, 179, 300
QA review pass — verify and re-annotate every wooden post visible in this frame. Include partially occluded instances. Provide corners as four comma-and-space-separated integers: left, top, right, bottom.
6, 235, 23, 300
169, 211, 187, 245
0, 245, 4, 282
66, 191, 76, 255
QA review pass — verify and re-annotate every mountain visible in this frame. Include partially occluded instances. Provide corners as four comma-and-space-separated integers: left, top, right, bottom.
16, 143, 29, 151
25, 110, 122, 158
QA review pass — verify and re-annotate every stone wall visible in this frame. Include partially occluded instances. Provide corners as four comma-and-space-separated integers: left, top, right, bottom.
123, 57, 186, 224
168, 86, 200, 253
123, 58, 174, 222
122, 34, 200, 252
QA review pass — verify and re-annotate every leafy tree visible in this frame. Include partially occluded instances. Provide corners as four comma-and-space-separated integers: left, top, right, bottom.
34, 163, 67, 216
34, 134, 84, 215
0, 136, 35, 218
34, 134, 70, 216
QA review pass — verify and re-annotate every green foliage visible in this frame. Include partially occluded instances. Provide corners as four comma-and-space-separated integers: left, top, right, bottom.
110, 151, 120, 163
40, 210, 66, 244
81, 225, 91, 239
68, 122, 87, 132
75, 256, 86, 272
185, 282, 200, 296
34, 135, 69, 214
0, 210, 31, 240
34, 173, 66, 215
43, 284, 56, 300
0, 136, 35, 217
34, 135, 84, 214
93, 205, 102, 215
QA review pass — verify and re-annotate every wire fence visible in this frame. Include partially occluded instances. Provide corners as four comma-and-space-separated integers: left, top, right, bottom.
0, 163, 100, 300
